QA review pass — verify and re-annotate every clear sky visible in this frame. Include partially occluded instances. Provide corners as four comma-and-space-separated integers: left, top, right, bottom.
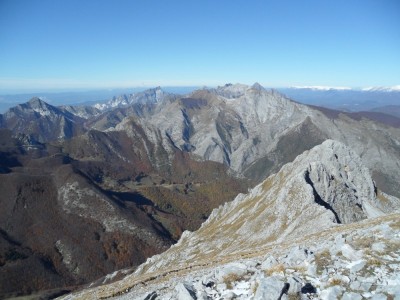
0, 0, 399, 93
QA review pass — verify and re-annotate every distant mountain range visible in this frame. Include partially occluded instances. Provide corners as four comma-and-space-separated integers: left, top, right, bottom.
1, 83, 400, 298
1, 85, 399, 120
0, 87, 199, 113
278, 86, 400, 113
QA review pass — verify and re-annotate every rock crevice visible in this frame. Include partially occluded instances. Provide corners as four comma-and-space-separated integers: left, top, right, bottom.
304, 169, 341, 224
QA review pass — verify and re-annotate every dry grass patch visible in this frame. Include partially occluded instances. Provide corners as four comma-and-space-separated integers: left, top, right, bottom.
288, 293, 302, 300
291, 265, 307, 273
327, 278, 343, 287
367, 257, 383, 266
315, 249, 331, 275
389, 218, 400, 230
223, 273, 244, 289
351, 236, 375, 250
264, 263, 285, 276
252, 281, 259, 294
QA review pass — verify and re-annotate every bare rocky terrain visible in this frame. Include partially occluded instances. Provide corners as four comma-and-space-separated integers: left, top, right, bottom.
61, 141, 400, 300
1, 84, 400, 298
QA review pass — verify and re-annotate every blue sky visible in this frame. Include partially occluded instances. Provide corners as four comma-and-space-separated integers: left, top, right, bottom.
0, 0, 399, 93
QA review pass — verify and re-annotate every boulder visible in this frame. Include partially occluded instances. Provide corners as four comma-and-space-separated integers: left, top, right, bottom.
175, 282, 197, 300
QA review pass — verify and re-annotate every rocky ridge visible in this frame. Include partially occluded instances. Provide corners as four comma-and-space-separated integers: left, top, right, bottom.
101, 83, 400, 198
62, 140, 400, 299
2, 84, 400, 198
93, 87, 177, 111
2, 84, 400, 297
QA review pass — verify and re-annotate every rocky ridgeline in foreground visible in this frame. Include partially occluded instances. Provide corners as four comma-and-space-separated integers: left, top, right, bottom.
98, 215, 400, 300
62, 140, 400, 299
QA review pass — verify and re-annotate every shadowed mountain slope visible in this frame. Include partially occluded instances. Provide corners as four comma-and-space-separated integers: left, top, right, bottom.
0, 128, 248, 298
97, 84, 400, 198
2, 84, 400, 298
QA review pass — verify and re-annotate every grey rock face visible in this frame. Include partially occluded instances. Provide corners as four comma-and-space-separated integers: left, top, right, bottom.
62, 141, 400, 300
254, 277, 284, 300
175, 282, 197, 300
102, 84, 400, 199
5, 84, 400, 199
93, 87, 177, 111
126, 141, 399, 277
64, 213, 400, 300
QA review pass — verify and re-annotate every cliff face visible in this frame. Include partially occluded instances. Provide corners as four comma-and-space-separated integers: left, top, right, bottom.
2, 84, 400, 298
3, 85, 400, 199
131, 140, 399, 274
64, 140, 400, 299
87, 84, 400, 198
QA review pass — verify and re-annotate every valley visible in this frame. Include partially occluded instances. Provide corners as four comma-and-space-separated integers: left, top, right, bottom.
0, 83, 400, 298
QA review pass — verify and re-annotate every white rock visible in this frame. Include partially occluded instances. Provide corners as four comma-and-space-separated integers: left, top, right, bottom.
342, 292, 362, 300
222, 291, 237, 299
254, 277, 284, 300
283, 246, 308, 266
371, 294, 387, 300
306, 264, 317, 276
244, 259, 259, 269
330, 235, 345, 255
347, 259, 366, 272
196, 290, 208, 300
371, 242, 386, 252
350, 280, 361, 290
320, 286, 344, 300
175, 282, 197, 300
261, 256, 278, 270
363, 292, 373, 298
287, 277, 302, 294
341, 244, 363, 261
216, 282, 227, 292
215, 262, 248, 283
360, 281, 373, 292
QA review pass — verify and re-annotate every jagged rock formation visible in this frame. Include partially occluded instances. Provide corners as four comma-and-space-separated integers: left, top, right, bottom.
59, 104, 101, 120
63, 140, 400, 299
2, 84, 400, 298
92, 83, 400, 198
69, 214, 400, 300
92, 87, 177, 111
2, 84, 400, 198
123, 140, 400, 273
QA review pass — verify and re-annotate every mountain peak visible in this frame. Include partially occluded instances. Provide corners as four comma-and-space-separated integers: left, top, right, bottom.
250, 82, 265, 91
214, 83, 249, 98
93, 87, 175, 111
23, 97, 55, 115
27, 97, 47, 106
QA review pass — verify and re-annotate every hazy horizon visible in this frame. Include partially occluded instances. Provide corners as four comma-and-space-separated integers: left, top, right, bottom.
1, 0, 399, 92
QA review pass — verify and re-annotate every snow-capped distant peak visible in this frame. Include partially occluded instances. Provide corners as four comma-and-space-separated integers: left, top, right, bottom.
361, 85, 400, 92
292, 85, 352, 91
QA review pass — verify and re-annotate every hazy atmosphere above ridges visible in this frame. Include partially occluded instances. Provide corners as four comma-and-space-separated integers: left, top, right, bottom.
0, 0, 399, 93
